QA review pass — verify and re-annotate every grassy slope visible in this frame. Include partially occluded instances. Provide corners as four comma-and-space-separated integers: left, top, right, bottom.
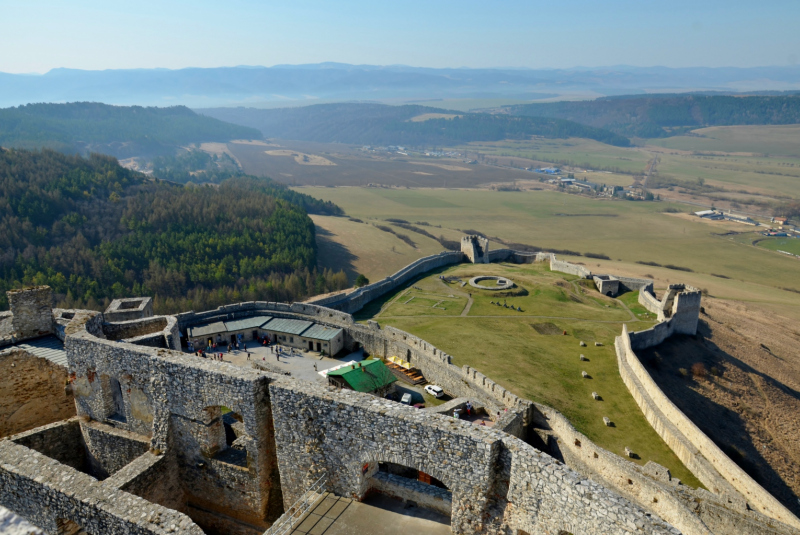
311, 214, 449, 282
365, 262, 702, 488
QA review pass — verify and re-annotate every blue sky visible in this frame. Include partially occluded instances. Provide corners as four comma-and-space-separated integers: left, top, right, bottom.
1, 0, 798, 73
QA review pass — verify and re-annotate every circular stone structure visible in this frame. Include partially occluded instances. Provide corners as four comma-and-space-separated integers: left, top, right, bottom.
468, 275, 515, 290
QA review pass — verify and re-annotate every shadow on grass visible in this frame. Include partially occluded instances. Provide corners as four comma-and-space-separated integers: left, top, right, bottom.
315, 225, 359, 282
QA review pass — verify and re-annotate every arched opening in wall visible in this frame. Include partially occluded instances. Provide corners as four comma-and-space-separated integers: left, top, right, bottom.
56, 518, 91, 534
367, 461, 453, 521
100, 375, 126, 423
201, 406, 249, 468
406, 349, 412, 362
606, 291, 613, 297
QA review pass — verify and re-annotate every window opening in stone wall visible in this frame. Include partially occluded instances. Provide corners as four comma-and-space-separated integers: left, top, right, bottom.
202, 406, 249, 468
101, 375, 126, 423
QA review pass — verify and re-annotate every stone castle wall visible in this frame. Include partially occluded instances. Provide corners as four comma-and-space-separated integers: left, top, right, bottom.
268, 375, 680, 535
616, 325, 800, 531
8, 286, 54, 341
0, 348, 75, 438
550, 258, 592, 278
305, 250, 464, 314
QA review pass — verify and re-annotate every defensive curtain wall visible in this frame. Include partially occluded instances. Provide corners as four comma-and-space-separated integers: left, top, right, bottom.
1, 236, 799, 534
0, 289, 684, 535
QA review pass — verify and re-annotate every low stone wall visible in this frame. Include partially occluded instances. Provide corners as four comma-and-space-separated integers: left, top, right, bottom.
105, 452, 187, 514
102, 316, 181, 350
550, 258, 592, 278
616, 325, 800, 530
368, 472, 452, 516
617, 276, 655, 294
0, 440, 203, 534
10, 419, 87, 473
639, 290, 664, 316
0, 348, 75, 438
80, 420, 150, 479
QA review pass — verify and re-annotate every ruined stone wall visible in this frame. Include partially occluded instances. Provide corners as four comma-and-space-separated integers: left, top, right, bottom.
550, 257, 592, 278
65, 320, 284, 531
0, 440, 203, 535
639, 289, 665, 316
368, 472, 452, 516
616, 325, 800, 531
628, 290, 702, 350
617, 276, 655, 294
0, 348, 75, 438
8, 286, 54, 340
104, 297, 154, 323
10, 420, 87, 473
104, 451, 187, 514
79, 420, 150, 480
268, 377, 680, 535
594, 276, 621, 296
102, 316, 181, 350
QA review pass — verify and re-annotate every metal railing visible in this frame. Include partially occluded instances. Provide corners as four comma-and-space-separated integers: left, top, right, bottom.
264, 475, 328, 535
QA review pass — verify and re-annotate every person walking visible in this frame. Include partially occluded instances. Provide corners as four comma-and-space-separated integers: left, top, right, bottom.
247, 352, 251, 361
313, 363, 317, 371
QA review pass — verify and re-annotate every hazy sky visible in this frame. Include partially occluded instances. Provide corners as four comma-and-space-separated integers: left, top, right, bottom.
2, 0, 799, 73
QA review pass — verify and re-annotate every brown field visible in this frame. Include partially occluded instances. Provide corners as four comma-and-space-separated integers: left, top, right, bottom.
311, 215, 449, 282
227, 140, 536, 188
264, 149, 336, 166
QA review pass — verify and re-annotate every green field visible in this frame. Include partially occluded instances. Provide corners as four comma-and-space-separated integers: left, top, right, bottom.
299, 187, 800, 318
363, 262, 701, 487
456, 137, 651, 174
647, 125, 800, 158
757, 237, 800, 256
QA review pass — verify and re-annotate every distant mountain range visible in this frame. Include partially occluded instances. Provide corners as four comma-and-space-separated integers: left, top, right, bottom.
2, 63, 800, 108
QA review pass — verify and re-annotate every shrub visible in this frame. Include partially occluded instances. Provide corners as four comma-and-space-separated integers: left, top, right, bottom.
691, 362, 707, 380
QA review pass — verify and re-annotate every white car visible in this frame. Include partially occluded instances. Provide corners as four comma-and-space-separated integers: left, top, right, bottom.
424, 385, 444, 398
400, 393, 413, 405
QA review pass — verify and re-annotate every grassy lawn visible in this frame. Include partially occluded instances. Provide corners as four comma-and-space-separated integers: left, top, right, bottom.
757, 237, 800, 256
364, 263, 702, 488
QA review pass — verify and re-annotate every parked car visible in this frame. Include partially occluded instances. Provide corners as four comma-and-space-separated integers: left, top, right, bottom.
400, 393, 412, 405
424, 385, 444, 398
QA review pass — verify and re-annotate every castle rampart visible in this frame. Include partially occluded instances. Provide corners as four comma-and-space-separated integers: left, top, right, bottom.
2, 237, 798, 535
616, 324, 800, 531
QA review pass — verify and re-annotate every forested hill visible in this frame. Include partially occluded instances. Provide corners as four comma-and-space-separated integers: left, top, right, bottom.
504, 94, 800, 138
0, 148, 348, 313
0, 102, 262, 158
198, 103, 631, 147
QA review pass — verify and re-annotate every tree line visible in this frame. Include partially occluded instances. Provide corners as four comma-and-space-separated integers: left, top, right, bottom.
506, 94, 800, 138
0, 148, 347, 313
199, 103, 632, 147
0, 102, 261, 157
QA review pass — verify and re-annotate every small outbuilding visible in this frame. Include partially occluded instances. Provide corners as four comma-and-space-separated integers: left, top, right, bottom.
326, 359, 397, 397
